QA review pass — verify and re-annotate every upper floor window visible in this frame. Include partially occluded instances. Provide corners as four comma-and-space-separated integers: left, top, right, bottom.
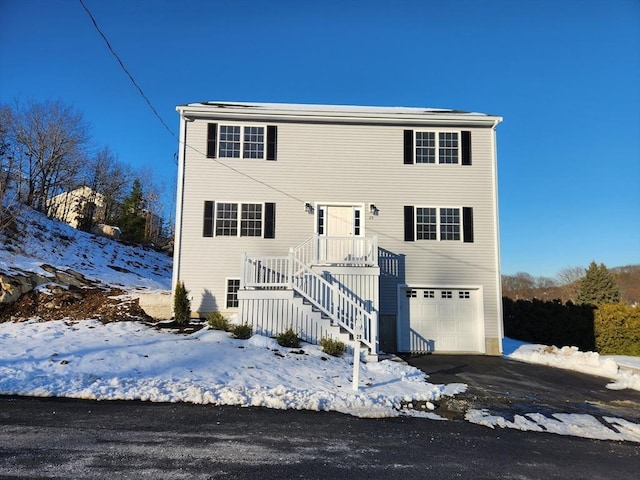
404, 130, 471, 165
207, 123, 277, 160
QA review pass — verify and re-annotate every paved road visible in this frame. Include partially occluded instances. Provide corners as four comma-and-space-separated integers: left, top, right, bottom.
1, 395, 638, 479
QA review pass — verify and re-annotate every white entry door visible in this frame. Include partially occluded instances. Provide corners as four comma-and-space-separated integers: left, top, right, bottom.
316, 205, 364, 263
326, 206, 356, 236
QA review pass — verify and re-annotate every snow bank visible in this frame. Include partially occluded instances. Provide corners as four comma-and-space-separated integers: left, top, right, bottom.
0, 319, 459, 419
507, 343, 640, 392
466, 409, 640, 443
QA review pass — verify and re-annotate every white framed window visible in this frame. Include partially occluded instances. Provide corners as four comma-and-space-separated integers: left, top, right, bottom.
240, 203, 263, 237
414, 131, 459, 164
415, 207, 461, 241
219, 126, 241, 158
219, 125, 265, 159
439, 208, 461, 241
204, 201, 275, 239
215, 202, 262, 237
226, 278, 240, 308
405, 205, 473, 243
415, 131, 436, 163
416, 207, 437, 240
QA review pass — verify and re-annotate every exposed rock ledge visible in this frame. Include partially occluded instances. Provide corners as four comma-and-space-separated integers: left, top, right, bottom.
0, 265, 98, 305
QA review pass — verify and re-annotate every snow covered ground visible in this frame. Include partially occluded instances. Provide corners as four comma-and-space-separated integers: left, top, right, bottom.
1, 206, 639, 443
0, 317, 464, 419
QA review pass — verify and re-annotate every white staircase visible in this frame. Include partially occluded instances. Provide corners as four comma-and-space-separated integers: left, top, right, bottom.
238, 236, 379, 355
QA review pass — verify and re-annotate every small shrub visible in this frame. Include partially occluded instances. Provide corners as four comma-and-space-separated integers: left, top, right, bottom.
207, 312, 230, 331
320, 337, 346, 357
276, 328, 302, 348
173, 281, 191, 325
232, 323, 253, 340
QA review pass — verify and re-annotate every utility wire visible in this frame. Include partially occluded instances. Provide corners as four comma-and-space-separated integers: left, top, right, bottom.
79, 1, 368, 214
79, 0, 178, 149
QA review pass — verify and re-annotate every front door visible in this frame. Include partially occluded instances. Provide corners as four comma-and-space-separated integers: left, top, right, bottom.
317, 204, 364, 263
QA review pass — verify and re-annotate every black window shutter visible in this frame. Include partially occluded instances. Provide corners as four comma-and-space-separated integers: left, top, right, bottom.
267, 126, 278, 161
463, 207, 474, 243
404, 206, 415, 241
207, 123, 217, 158
264, 202, 276, 238
404, 130, 414, 164
461, 131, 472, 165
203, 201, 214, 237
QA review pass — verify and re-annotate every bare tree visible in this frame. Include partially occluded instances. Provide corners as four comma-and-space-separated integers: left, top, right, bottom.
556, 266, 585, 302
136, 166, 166, 243
502, 272, 536, 299
0, 105, 23, 235
0, 105, 16, 206
11, 99, 89, 214
73, 147, 130, 230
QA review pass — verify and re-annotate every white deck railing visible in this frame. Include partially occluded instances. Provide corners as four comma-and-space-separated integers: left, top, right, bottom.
240, 236, 378, 351
294, 235, 378, 266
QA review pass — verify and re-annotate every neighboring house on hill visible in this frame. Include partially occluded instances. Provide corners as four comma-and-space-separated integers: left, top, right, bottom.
48, 186, 107, 229
173, 102, 504, 356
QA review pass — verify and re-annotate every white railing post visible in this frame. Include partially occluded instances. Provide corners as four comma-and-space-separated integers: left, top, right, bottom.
352, 316, 363, 391
331, 282, 339, 323
370, 310, 378, 355
372, 235, 378, 265
288, 247, 294, 288
240, 253, 247, 289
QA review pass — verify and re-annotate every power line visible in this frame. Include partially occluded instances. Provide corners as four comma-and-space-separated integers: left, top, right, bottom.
79, 0, 177, 148
78, 1, 357, 212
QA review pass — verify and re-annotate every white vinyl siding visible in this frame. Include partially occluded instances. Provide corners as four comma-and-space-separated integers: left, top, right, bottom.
175, 111, 501, 345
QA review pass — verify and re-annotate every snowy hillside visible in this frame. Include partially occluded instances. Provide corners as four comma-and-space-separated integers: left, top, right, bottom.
0, 206, 172, 291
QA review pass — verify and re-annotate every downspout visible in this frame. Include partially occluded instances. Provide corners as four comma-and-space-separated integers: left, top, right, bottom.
491, 117, 504, 353
171, 112, 190, 289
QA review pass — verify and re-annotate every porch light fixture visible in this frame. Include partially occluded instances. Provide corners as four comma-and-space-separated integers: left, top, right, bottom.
304, 202, 314, 214
369, 204, 379, 215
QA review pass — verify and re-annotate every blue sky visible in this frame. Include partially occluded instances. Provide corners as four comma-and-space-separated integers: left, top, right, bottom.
1, 0, 638, 278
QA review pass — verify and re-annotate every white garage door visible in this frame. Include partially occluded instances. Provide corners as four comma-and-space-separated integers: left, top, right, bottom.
399, 288, 483, 353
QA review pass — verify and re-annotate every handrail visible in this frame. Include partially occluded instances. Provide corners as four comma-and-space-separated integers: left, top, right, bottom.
240, 250, 376, 351
288, 254, 375, 350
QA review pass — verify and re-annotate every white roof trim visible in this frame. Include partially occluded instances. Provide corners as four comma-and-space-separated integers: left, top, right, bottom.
177, 101, 503, 126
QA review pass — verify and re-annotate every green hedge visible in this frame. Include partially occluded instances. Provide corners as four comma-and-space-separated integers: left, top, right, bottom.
503, 298, 640, 355
594, 303, 640, 356
503, 298, 595, 351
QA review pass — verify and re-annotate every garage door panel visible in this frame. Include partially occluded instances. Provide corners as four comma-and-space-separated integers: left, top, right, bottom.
400, 288, 482, 353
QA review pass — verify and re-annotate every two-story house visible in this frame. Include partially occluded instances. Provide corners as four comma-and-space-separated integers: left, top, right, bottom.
173, 102, 503, 356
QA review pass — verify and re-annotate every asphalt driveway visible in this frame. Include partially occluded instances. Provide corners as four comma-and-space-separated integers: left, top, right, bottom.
400, 354, 640, 422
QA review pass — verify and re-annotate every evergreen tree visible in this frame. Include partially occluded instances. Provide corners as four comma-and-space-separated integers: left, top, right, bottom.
174, 281, 191, 324
117, 178, 146, 243
576, 261, 621, 305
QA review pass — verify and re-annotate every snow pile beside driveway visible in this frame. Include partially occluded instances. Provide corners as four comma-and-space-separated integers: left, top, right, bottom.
466, 410, 640, 443
506, 342, 640, 392
0, 319, 466, 419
